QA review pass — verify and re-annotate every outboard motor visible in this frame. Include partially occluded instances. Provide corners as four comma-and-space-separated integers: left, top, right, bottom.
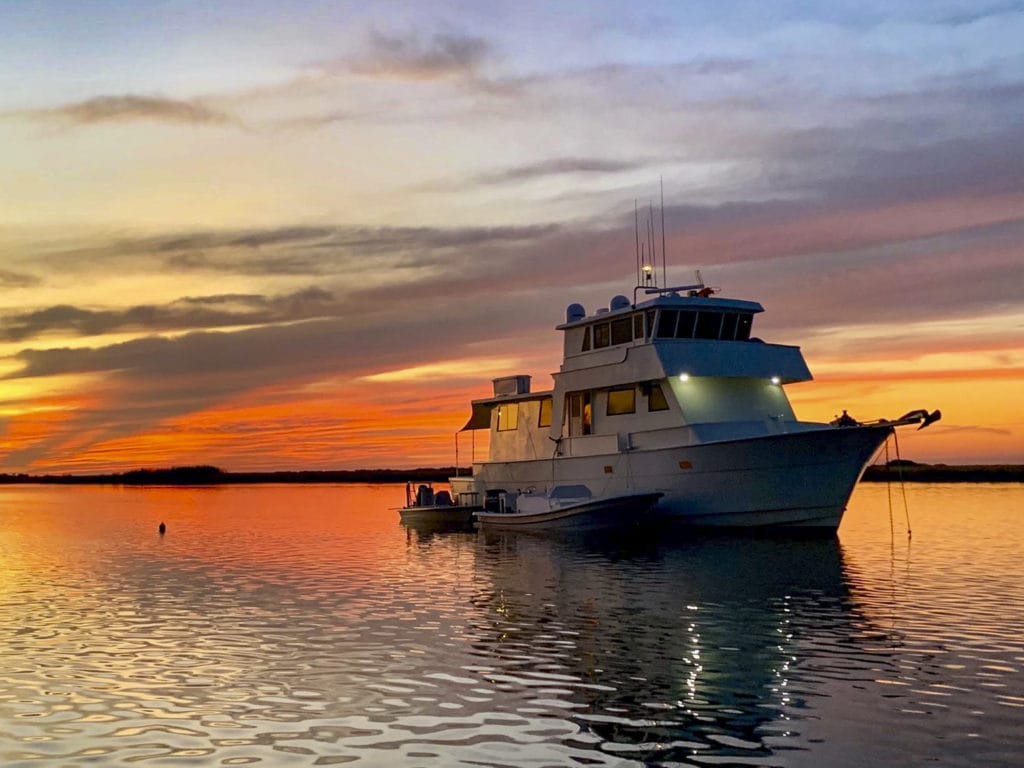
416, 484, 434, 507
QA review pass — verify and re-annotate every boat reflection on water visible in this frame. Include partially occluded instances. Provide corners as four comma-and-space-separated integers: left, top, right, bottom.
462, 527, 867, 762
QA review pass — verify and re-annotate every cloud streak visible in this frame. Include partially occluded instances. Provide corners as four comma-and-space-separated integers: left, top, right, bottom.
0, 288, 337, 343
15, 95, 235, 127
471, 157, 649, 186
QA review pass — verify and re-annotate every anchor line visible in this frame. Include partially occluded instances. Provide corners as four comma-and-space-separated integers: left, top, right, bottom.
885, 437, 894, 538
892, 429, 912, 538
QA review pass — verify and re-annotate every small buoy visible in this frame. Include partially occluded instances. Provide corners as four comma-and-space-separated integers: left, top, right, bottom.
158, 522, 166, 535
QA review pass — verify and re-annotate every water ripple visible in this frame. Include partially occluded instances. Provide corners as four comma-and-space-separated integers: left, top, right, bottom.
1, 484, 1022, 765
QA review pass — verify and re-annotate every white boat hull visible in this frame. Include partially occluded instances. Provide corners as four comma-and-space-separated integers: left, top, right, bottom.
475, 492, 662, 531
455, 425, 891, 531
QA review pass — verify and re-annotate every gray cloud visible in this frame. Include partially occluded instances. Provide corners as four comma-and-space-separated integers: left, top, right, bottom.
46, 222, 561, 279
0, 288, 336, 343
346, 31, 491, 80
472, 157, 648, 186
19, 94, 234, 127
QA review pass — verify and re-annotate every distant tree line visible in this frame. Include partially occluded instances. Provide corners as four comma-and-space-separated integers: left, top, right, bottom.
861, 461, 1023, 483
0, 466, 460, 485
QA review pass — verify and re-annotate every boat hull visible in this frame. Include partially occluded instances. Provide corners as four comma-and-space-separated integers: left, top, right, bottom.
474, 492, 662, 531
399, 506, 477, 526
457, 425, 892, 532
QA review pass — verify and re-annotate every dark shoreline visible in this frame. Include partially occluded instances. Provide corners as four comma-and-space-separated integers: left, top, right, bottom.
1, 463, 1021, 486
860, 463, 1024, 483
0, 466, 455, 486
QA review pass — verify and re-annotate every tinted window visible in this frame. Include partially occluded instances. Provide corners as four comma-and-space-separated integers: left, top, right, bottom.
695, 312, 722, 339
736, 313, 753, 340
721, 313, 739, 340
645, 310, 656, 337
633, 313, 644, 340
581, 326, 591, 351
656, 309, 678, 338
594, 323, 610, 348
611, 317, 632, 345
676, 310, 697, 338
648, 383, 669, 411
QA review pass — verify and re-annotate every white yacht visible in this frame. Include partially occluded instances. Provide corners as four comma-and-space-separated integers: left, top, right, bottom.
449, 277, 939, 531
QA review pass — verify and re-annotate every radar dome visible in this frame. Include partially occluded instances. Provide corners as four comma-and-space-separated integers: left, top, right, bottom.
610, 295, 630, 311
566, 303, 586, 323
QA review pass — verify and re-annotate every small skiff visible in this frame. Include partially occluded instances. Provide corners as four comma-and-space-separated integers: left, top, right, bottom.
474, 486, 662, 530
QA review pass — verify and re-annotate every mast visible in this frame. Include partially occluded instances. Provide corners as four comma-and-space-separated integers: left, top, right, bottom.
660, 177, 667, 289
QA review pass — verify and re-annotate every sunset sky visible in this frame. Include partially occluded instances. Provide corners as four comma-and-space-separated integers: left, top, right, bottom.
1, 1, 1022, 473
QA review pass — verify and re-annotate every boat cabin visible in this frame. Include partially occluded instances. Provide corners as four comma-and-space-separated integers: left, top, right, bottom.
461, 291, 815, 463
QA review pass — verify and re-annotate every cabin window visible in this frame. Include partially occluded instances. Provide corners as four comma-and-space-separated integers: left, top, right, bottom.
721, 312, 739, 340
737, 313, 753, 340
633, 313, 644, 341
611, 317, 632, 345
581, 326, 591, 351
648, 383, 670, 411
646, 310, 656, 338
538, 397, 552, 427
594, 322, 610, 348
695, 312, 723, 339
656, 309, 678, 338
606, 387, 636, 415
676, 310, 697, 338
496, 403, 519, 431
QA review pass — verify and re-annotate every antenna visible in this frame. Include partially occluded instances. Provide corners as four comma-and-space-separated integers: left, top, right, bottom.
648, 201, 656, 287
634, 200, 640, 287
660, 177, 667, 289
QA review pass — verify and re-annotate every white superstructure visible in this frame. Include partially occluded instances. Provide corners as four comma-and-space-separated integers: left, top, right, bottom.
450, 281, 939, 531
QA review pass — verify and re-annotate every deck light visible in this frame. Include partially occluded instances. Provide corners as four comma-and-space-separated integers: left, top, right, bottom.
679, 373, 690, 382
770, 376, 781, 385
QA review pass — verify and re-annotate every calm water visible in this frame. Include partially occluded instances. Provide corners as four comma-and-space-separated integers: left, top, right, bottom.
1, 483, 1021, 767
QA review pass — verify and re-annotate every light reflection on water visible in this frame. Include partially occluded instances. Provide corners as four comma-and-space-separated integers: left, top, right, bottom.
0, 483, 1021, 766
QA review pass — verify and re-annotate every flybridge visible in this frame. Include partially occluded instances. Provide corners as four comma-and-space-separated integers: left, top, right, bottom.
557, 292, 766, 357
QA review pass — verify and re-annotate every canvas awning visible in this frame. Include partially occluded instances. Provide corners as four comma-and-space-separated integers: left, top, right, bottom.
459, 401, 493, 431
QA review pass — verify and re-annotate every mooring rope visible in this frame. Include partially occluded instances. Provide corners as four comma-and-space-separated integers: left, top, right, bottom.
892, 429, 912, 538
885, 437, 894, 538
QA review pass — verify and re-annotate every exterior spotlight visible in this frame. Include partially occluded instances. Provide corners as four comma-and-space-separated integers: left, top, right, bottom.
679, 373, 690, 382
770, 376, 781, 385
